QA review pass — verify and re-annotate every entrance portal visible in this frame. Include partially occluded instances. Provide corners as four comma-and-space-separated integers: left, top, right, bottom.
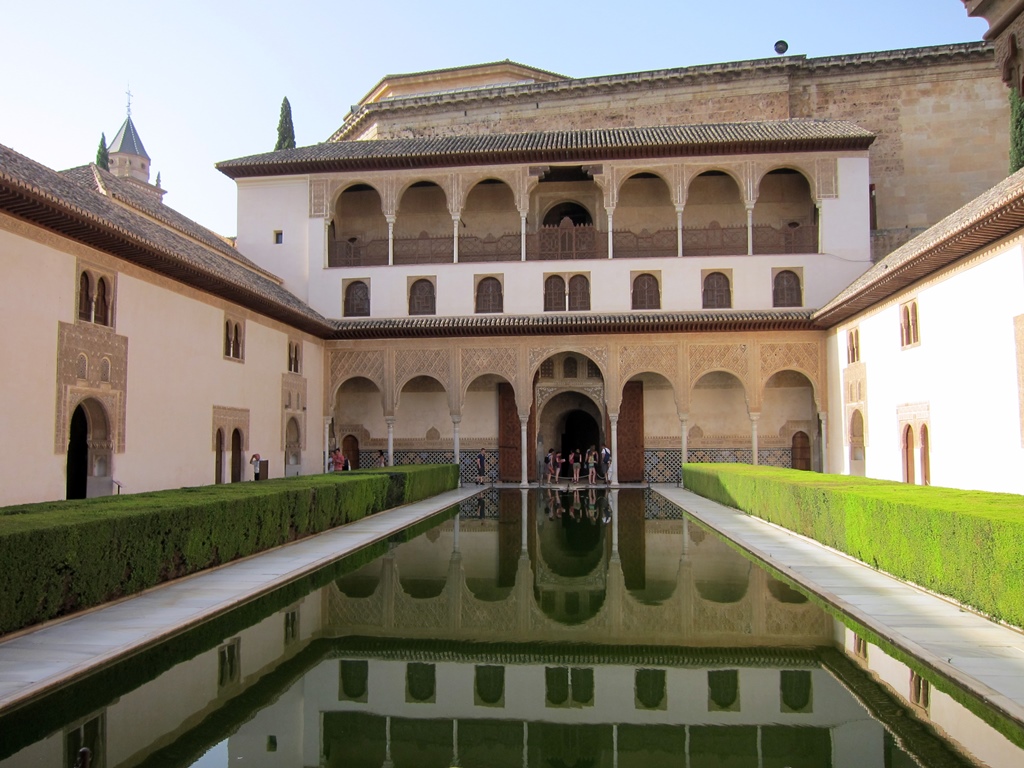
66, 405, 88, 499
561, 409, 600, 459
65, 398, 113, 499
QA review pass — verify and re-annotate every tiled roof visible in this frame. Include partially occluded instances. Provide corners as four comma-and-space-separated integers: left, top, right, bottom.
814, 166, 1024, 327
60, 164, 274, 278
0, 143, 333, 335
218, 120, 874, 178
330, 43, 992, 142
329, 310, 817, 340
108, 116, 149, 159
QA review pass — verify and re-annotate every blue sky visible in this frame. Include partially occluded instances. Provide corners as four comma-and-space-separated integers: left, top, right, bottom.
2, 1, 990, 237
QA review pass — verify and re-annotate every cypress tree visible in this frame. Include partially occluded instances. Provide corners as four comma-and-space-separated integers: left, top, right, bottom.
1011, 89, 1024, 174
96, 133, 109, 170
275, 97, 296, 151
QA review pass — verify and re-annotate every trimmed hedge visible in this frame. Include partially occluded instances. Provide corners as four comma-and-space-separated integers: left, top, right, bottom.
682, 464, 1024, 628
0, 464, 457, 636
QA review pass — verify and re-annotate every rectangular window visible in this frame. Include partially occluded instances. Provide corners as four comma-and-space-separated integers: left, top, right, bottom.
218, 638, 241, 689
274, 230, 283, 244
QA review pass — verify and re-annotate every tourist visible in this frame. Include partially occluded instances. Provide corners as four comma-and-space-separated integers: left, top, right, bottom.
544, 449, 555, 484
587, 446, 598, 485
553, 451, 564, 484
476, 448, 486, 485
571, 448, 582, 483
377, 449, 386, 468
249, 453, 261, 481
600, 444, 612, 484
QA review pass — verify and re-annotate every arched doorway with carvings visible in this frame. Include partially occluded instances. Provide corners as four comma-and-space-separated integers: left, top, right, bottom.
285, 417, 301, 477
761, 370, 818, 470
533, 352, 606, 482
621, 371, 678, 483
66, 398, 112, 500
333, 376, 386, 469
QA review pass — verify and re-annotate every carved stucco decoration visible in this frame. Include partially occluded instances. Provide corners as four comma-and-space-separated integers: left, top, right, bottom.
211, 406, 250, 451
896, 401, 930, 444
280, 373, 308, 451
330, 349, 385, 393
310, 178, 329, 218
535, 384, 606, 415
529, 345, 609, 379
760, 342, 820, 391
688, 343, 749, 387
618, 344, 679, 385
815, 157, 838, 199
54, 321, 128, 454
396, 347, 451, 391
461, 346, 518, 395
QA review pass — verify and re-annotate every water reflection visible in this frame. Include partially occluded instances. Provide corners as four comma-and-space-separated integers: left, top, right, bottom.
0, 490, 1009, 768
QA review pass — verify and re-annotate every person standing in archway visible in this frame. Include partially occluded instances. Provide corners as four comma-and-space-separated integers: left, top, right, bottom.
544, 449, 555, 484
571, 448, 582, 484
476, 448, 486, 485
587, 446, 598, 485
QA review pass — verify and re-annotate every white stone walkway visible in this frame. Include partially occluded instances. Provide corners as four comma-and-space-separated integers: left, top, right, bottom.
653, 485, 1024, 727
0, 485, 480, 713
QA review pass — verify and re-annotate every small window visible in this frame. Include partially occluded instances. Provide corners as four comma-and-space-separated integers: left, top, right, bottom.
540, 359, 554, 378
475, 277, 503, 313
287, 342, 301, 373
587, 359, 601, 379
702, 271, 731, 309
544, 275, 566, 312
78, 272, 92, 321
284, 608, 299, 645
563, 357, 578, 378
224, 315, 245, 360
218, 638, 241, 689
344, 281, 370, 317
847, 328, 860, 363
406, 662, 436, 703
65, 713, 105, 768
94, 279, 109, 326
910, 671, 930, 709
632, 273, 660, 310
568, 274, 590, 311
854, 634, 868, 660
274, 230, 283, 244
900, 300, 920, 348
773, 270, 802, 307
707, 669, 740, 711
409, 279, 436, 315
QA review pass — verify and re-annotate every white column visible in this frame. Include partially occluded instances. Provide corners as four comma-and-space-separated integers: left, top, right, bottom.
610, 489, 619, 555
520, 416, 530, 487
607, 211, 615, 259
610, 414, 620, 486
816, 201, 823, 253
679, 416, 689, 487
453, 514, 460, 552
452, 415, 461, 484
675, 205, 684, 257
453, 216, 460, 263
323, 417, 332, 473
386, 215, 395, 266
819, 411, 828, 474
750, 413, 760, 466
746, 204, 755, 256
520, 212, 528, 262
386, 417, 395, 466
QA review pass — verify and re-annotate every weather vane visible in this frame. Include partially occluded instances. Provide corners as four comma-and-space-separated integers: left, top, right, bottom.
126, 84, 133, 117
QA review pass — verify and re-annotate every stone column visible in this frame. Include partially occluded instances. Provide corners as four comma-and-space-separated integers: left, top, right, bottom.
386, 215, 396, 266
679, 415, 689, 487
819, 411, 828, 474
610, 414, 620, 486
520, 415, 530, 487
745, 203, 755, 256
520, 212, 528, 262
386, 417, 395, 466
675, 205, 684, 257
520, 489, 529, 551
610, 489, 620, 555
750, 413, 760, 466
453, 216, 461, 263
607, 210, 615, 259
452, 415, 462, 485
816, 201, 823, 253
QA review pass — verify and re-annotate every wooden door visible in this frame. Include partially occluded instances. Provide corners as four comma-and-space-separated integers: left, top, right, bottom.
791, 431, 811, 471
498, 384, 535, 481
617, 381, 645, 482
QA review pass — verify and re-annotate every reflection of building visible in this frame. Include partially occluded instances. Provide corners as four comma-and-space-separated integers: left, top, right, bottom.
4, 24, 1024, 504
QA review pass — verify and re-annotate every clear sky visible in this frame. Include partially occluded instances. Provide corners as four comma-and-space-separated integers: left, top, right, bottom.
2, 1, 990, 237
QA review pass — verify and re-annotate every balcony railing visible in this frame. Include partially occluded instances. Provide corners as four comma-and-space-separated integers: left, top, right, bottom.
326, 223, 817, 266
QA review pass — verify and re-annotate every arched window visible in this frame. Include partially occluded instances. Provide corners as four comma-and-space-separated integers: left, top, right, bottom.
773, 270, 802, 307
475, 277, 503, 313
900, 301, 920, 347
568, 275, 590, 311
847, 328, 860, 364
408, 279, 436, 315
702, 272, 731, 309
544, 275, 566, 312
902, 424, 915, 484
225, 321, 233, 357
563, 357, 578, 378
78, 273, 92, 321
94, 278, 109, 325
632, 273, 660, 310
344, 281, 370, 317
232, 324, 241, 359
920, 424, 930, 486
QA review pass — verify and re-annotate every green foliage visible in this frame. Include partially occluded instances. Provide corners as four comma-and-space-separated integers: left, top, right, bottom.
275, 96, 296, 151
682, 464, 1024, 628
1012, 89, 1024, 174
0, 465, 456, 635
96, 133, 109, 170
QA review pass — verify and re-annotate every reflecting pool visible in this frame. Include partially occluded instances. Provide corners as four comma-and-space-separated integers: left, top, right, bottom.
0, 489, 1016, 767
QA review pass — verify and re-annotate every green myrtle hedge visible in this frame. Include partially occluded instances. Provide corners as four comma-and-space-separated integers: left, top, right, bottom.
682, 464, 1024, 628
0, 464, 457, 636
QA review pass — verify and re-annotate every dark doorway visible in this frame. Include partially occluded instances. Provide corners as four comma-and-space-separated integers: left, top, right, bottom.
543, 202, 592, 227
792, 431, 811, 470
215, 429, 225, 484
66, 404, 88, 499
560, 410, 600, 460
343, 435, 360, 469
231, 429, 242, 483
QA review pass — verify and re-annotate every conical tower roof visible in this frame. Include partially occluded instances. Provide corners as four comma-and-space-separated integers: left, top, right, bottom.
108, 116, 149, 160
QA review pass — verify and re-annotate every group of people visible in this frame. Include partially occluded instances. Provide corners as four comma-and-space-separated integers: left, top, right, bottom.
328, 448, 351, 472
544, 485, 611, 524
543, 444, 612, 486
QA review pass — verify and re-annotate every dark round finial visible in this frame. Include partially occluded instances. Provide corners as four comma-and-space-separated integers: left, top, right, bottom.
774, 40, 789, 55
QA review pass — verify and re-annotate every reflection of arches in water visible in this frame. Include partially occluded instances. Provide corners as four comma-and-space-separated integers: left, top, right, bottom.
336, 560, 383, 598
767, 577, 808, 604
538, 494, 606, 577
693, 536, 751, 603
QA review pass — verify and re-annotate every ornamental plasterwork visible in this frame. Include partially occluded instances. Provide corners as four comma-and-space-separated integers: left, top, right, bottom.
461, 346, 517, 393
896, 401, 930, 440
211, 406, 250, 451
688, 343, 749, 385
280, 373, 308, 451
54, 321, 128, 454
395, 347, 451, 391
759, 342, 820, 387
618, 344, 679, 385
535, 384, 605, 414
309, 178, 329, 218
815, 157, 838, 199
330, 348, 385, 391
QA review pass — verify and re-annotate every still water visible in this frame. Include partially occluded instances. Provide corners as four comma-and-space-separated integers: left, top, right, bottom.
0, 489, 1016, 767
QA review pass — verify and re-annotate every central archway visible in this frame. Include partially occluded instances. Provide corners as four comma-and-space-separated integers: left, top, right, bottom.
66, 398, 112, 499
